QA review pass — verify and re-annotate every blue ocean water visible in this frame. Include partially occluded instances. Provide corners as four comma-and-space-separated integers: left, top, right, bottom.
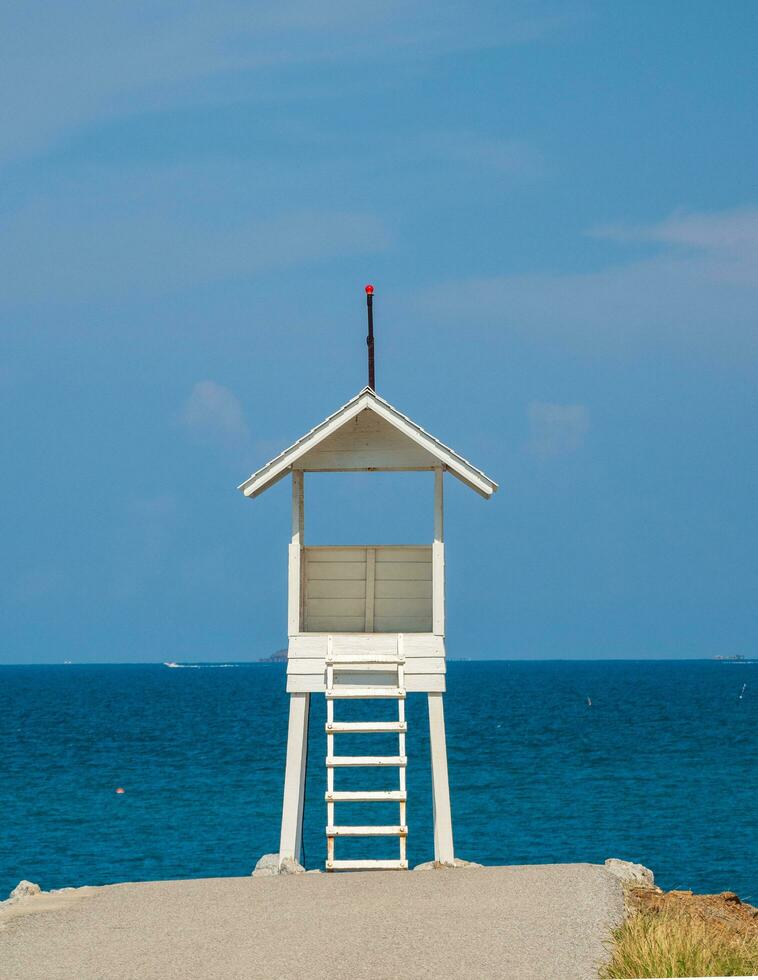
1, 661, 755, 901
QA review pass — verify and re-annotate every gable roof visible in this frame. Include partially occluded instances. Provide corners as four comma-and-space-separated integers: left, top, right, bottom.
238, 387, 498, 499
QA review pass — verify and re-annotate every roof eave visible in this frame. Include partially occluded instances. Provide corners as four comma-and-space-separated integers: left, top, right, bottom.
238, 388, 498, 499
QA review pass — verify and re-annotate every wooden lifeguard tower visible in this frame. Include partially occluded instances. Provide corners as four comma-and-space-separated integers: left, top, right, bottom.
238, 287, 497, 871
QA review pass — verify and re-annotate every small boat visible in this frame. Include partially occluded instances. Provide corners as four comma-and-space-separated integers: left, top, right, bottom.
164, 661, 180, 668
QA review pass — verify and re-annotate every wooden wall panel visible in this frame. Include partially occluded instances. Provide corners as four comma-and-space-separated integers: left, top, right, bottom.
303, 545, 433, 633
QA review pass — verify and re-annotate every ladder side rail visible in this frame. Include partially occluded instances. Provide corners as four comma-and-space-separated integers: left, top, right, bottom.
397, 633, 407, 865
326, 635, 335, 867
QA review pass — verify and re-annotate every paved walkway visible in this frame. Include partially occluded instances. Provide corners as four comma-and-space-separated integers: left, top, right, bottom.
0, 864, 624, 980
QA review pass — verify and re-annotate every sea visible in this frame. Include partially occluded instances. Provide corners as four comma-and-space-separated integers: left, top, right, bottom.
1, 661, 755, 902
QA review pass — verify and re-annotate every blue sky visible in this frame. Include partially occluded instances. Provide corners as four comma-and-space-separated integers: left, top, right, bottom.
2, 2, 757, 662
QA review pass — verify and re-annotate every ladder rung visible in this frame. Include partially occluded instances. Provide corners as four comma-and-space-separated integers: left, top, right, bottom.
326, 721, 407, 733
326, 859, 408, 871
327, 825, 407, 837
326, 790, 406, 802
327, 655, 404, 665
326, 687, 405, 699
326, 755, 406, 768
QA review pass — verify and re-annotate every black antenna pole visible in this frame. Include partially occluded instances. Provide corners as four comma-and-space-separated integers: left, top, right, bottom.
365, 283, 375, 390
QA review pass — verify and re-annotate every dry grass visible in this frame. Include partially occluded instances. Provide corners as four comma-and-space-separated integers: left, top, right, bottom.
601, 888, 758, 979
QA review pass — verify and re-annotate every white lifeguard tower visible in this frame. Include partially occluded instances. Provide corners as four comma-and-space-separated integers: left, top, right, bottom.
239, 287, 497, 871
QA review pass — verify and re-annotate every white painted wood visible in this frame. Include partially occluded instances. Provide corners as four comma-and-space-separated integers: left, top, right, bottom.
326, 826, 407, 836
301, 409, 439, 471
307, 544, 427, 557
427, 692, 455, 865
365, 394, 497, 497
306, 579, 366, 599
364, 547, 375, 631
375, 579, 432, 598
287, 633, 444, 658
326, 859, 408, 871
306, 545, 428, 559
287, 657, 446, 683
278, 692, 310, 862
326, 653, 403, 665
298, 449, 436, 470
325, 756, 407, 767
373, 616, 433, 632
287, 471, 304, 636
237, 388, 498, 498
398, 633, 407, 862
306, 563, 366, 581
241, 394, 368, 497
287, 634, 445, 690
375, 562, 431, 580
306, 597, 366, 617
433, 468, 445, 636
325, 721, 407, 733
326, 686, 405, 699
325, 790, 406, 802
287, 673, 444, 693
240, 380, 498, 873
402, 634, 445, 657
304, 616, 367, 632
303, 546, 432, 633
307, 547, 369, 562
375, 547, 433, 562
326, 636, 334, 859
323, 640, 407, 870
375, 597, 430, 617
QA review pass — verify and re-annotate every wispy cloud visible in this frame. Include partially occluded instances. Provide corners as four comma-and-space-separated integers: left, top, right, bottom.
414, 205, 758, 359
0, 1, 572, 169
527, 402, 589, 458
181, 381, 250, 449
590, 206, 758, 251
0, 162, 390, 303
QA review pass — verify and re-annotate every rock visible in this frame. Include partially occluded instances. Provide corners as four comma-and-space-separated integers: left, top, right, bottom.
251, 854, 306, 877
278, 857, 306, 875
8, 880, 41, 900
720, 891, 741, 904
413, 858, 483, 871
252, 854, 280, 877
604, 858, 655, 888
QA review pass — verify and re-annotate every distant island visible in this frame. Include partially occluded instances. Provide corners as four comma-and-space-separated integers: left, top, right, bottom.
258, 649, 287, 663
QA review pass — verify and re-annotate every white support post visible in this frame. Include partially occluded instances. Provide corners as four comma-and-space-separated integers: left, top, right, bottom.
279, 692, 310, 862
364, 547, 376, 632
281, 470, 308, 864
427, 691, 455, 864
288, 471, 304, 636
432, 468, 445, 636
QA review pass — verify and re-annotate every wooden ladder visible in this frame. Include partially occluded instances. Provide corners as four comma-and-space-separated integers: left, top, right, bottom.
324, 634, 408, 872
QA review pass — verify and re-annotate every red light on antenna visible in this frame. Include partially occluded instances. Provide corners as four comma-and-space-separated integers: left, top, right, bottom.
365, 284, 374, 295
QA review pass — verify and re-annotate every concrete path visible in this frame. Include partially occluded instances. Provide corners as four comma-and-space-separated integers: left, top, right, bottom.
0, 864, 624, 980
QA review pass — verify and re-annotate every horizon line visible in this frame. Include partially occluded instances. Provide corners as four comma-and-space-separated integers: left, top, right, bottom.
1, 657, 754, 667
